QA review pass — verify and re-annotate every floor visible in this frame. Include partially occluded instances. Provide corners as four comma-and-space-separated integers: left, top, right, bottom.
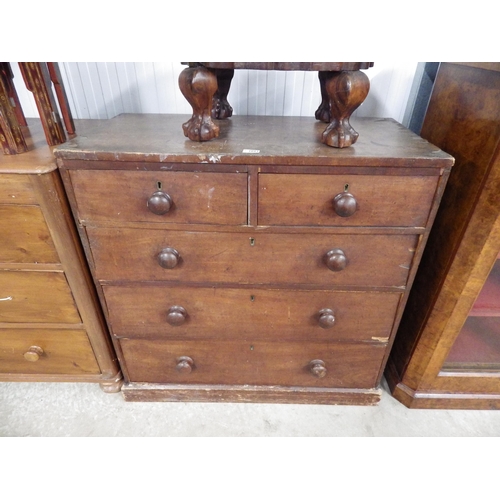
1, 378, 499, 437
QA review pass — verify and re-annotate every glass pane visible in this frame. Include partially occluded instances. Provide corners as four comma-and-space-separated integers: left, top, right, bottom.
443, 259, 500, 371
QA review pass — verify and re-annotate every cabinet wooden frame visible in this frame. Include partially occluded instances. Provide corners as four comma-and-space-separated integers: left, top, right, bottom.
385, 62, 500, 409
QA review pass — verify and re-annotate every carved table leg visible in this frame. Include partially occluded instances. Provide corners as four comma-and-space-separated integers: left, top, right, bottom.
315, 70, 370, 148
179, 65, 219, 142
212, 68, 234, 119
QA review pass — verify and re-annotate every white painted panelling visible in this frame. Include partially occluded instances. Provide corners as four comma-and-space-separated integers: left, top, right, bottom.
9, 62, 418, 125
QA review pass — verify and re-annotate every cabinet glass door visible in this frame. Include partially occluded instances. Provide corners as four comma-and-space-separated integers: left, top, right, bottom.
443, 254, 500, 371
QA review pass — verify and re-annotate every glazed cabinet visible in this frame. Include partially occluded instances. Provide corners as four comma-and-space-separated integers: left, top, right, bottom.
55, 114, 453, 404
0, 120, 122, 392
386, 62, 500, 409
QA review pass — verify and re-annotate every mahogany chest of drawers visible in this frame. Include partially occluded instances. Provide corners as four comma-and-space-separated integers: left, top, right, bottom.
55, 114, 453, 404
0, 120, 121, 391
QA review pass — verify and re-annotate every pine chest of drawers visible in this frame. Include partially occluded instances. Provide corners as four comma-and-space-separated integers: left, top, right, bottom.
0, 120, 121, 392
55, 114, 453, 404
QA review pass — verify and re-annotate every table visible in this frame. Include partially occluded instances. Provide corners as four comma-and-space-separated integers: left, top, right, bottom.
179, 62, 373, 148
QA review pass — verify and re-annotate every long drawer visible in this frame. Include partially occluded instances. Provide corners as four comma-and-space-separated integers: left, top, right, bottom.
103, 285, 401, 342
258, 173, 439, 227
0, 328, 100, 375
120, 338, 387, 388
70, 170, 248, 225
88, 228, 418, 287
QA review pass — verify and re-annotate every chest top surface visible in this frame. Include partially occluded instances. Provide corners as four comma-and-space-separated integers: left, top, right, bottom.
54, 114, 453, 169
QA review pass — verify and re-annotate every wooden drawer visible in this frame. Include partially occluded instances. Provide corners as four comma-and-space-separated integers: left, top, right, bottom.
70, 170, 248, 225
0, 328, 99, 375
89, 227, 418, 287
258, 173, 439, 227
0, 271, 81, 323
0, 205, 60, 264
120, 339, 387, 388
0, 174, 37, 205
104, 285, 400, 342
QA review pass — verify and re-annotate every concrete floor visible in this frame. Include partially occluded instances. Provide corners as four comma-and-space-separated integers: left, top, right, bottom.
1, 378, 500, 437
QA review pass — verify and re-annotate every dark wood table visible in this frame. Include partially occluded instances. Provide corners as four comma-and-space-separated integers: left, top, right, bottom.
179, 62, 373, 148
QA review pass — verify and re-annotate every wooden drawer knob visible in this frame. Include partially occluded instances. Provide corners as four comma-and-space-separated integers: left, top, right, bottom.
333, 192, 358, 217
166, 305, 187, 326
158, 247, 180, 269
24, 346, 44, 362
147, 190, 173, 215
324, 248, 347, 272
309, 359, 327, 378
318, 308, 335, 329
176, 356, 194, 374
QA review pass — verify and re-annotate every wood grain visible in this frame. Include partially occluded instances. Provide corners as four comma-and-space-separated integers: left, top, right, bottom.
0, 174, 36, 204
70, 169, 248, 225
120, 338, 386, 388
258, 173, 439, 227
103, 285, 400, 341
0, 271, 81, 323
88, 227, 418, 288
0, 328, 99, 375
0, 205, 59, 263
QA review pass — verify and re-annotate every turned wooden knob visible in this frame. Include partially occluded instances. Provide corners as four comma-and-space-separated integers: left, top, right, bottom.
166, 305, 187, 326
24, 346, 44, 362
147, 191, 172, 215
318, 309, 335, 329
309, 359, 327, 378
158, 247, 180, 269
176, 356, 194, 374
324, 248, 348, 272
333, 192, 358, 217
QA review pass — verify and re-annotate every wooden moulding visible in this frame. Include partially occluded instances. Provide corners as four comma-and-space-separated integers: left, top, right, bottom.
122, 383, 382, 405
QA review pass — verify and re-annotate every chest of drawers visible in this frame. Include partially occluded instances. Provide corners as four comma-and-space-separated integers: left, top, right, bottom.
55, 114, 453, 404
0, 120, 121, 392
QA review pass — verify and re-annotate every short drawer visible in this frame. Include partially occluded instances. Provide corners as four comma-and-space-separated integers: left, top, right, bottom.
258, 173, 439, 227
0, 205, 59, 264
104, 285, 401, 342
0, 328, 99, 375
89, 228, 418, 287
120, 339, 387, 388
70, 170, 248, 225
0, 271, 81, 323
0, 174, 37, 205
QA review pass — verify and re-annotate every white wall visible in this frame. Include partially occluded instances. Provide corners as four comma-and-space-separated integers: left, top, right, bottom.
10, 62, 418, 126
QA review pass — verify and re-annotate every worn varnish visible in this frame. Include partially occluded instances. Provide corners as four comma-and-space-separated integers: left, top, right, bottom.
55, 114, 453, 404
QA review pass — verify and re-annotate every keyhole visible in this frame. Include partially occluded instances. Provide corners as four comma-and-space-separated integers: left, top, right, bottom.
250, 295, 255, 302
344, 183, 349, 192
249, 238, 255, 246
157, 181, 162, 190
